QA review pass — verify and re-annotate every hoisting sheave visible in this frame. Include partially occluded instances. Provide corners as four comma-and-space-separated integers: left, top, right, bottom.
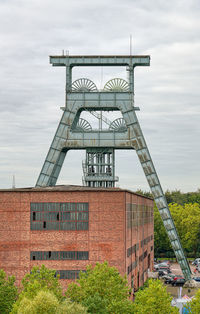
35, 54, 191, 281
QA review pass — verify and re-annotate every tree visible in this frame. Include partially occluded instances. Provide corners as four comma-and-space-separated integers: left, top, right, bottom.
165, 189, 200, 205
0, 269, 18, 314
154, 204, 172, 257
58, 299, 88, 314
133, 279, 178, 314
154, 202, 200, 257
170, 203, 200, 256
17, 290, 87, 314
66, 261, 134, 314
17, 290, 59, 314
185, 288, 200, 313
11, 265, 63, 313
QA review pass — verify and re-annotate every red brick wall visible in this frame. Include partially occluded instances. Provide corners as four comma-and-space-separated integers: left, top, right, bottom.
0, 189, 154, 291
125, 192, 154, 292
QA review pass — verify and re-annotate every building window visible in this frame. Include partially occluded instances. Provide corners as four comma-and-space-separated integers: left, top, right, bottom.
56, 270, 84, 280
60, 251, 76, 260
77, 251, 89, 260
30, 202, 89, 231
127, 260, 137, 275
127, 243, 139, 258
30, 251, 89, 261
33, 212, 36, 221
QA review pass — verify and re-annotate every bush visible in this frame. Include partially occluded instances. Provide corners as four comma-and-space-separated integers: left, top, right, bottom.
0, 269, 18, 314
17, 290, 87, 314
11, 265, 63, 313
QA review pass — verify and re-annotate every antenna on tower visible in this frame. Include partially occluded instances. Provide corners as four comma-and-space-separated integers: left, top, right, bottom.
12, 175, 16, 189
130, 34, 133, 56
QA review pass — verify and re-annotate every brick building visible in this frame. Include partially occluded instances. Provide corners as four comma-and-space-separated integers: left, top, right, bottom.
0, 185, 154, 291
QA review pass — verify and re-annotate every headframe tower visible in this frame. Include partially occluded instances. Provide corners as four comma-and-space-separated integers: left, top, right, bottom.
36, 54, 191, 280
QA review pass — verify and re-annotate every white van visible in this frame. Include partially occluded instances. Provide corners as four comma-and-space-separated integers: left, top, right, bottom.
192, 258, 200, 266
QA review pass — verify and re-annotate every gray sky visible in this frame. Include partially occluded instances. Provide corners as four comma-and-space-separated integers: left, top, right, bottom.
0, 0, 200, 192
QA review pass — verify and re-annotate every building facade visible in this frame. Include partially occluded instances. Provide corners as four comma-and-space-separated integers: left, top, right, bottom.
0, 185, 154, 291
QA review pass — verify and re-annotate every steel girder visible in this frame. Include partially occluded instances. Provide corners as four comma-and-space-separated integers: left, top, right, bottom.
35, 54, 192, 280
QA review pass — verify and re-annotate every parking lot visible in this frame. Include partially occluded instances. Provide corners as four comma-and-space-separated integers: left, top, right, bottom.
170, 262, 197, 276
155, 261, 199, 297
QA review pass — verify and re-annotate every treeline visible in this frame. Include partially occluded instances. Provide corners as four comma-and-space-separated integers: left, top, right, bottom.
136, 189, 200, 205
0, 263, 179, 313
136, 189, 200, 258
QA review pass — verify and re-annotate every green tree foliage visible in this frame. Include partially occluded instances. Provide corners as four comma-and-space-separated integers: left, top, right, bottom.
66, 261, 134, 314
170, 203, 200, 256
136, 188, 200, 205
11, 265, 63, 313
17, 290, 59, 314
185, 288, 200, 314
136, 188, 200, 206
165, 189, 200, 205
58, 299, 87, 314
21, 265, 63, 299
154, 204, 172, 257
17, 290, 87, 314
154, 202, 200, 257
133, 279, 178, 314
0, 269, 18, 314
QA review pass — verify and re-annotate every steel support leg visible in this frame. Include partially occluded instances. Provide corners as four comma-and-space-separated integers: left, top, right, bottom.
123, 108, 192, 280
35, 109, 72, 187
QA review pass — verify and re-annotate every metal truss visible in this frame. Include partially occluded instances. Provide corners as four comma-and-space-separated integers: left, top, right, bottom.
35, 54, 192, 280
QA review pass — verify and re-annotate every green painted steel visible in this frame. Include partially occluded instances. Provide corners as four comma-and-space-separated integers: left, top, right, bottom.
83, 148, 117, 187
36, 54, 191, 280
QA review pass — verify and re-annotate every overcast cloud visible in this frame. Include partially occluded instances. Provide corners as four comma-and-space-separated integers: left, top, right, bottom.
0, 0, 199, 192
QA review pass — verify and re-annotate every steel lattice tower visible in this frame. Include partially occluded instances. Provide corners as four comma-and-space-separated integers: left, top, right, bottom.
36, 54, 191, 280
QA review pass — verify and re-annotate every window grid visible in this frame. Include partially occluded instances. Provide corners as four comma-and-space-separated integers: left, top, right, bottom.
127, 243, 139, 258
30, 202, 89, 231
140, 235, 153, 248
30, 251, 89, 261
126, 203, 154, 228
56, 270, 85, 280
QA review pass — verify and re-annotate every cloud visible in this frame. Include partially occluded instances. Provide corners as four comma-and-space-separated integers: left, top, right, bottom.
0, 0, 199, 192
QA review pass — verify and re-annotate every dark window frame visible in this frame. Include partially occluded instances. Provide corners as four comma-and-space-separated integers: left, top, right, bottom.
30, 251, 89, 261
30, 202, 89, 231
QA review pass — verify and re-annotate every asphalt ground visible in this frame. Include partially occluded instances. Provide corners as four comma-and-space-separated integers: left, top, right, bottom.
170, 262, 197, 276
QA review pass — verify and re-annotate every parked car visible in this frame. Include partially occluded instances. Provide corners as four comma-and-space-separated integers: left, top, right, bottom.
154, 262, 170, 269
192, 258, 200, 266
154, 264, 171, 274
158, 270, 169, 277
171, 277, 185, 286
163, 274, 176, 284
193, 277, 200, 282
194, 265, 200, 273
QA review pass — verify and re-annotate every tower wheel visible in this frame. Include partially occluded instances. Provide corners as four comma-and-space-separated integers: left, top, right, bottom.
76, 118, 92, 132
104, 78, 129, 92
109, 118, 127, 132
71, 78, 97, 92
